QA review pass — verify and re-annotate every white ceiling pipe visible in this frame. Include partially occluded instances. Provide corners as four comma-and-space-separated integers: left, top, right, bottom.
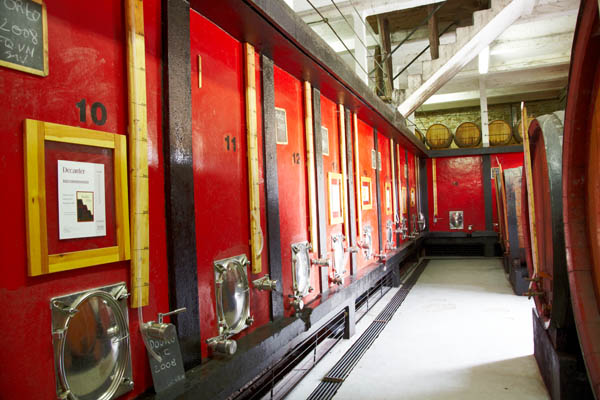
398, 0, 537, 117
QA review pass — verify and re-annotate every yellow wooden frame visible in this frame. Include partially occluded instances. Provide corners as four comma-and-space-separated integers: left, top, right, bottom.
385, 182, 392, 215
360, 176, 373, 210
0, 0, 49, 77
24, 119, 130, 276
328, 172, 344, 225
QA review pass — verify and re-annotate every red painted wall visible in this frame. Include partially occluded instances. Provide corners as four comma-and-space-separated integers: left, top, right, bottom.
395, 143, 408, 243
355, 117, 379, 268
406, 151, 418, 234
190, 11, 270, 359
491, 152, 524, 228
427, 156, 486, 232
378, 133, 395, 250
0, 1, 168, 398
320, 95, 349, 286
273, 65, 319, 316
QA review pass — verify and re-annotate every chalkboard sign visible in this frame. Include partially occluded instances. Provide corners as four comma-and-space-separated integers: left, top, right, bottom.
0, 0, 48, 76
147, 328, 186, 393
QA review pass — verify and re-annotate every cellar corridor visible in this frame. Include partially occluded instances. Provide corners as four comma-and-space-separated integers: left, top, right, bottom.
287, 258, 549, 400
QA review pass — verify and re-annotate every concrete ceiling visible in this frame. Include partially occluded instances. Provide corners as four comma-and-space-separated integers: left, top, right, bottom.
287, 0, 579, 112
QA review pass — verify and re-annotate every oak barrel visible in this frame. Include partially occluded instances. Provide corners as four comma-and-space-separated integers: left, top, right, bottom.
562, 0, 600, 396
425, 123, 453, 149
454, 122, 481, 148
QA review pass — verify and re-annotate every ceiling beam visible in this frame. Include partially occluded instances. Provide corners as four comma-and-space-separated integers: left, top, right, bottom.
398, 0, 537, 117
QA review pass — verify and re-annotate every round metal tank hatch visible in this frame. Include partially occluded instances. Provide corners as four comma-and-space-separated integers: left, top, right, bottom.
332, 234, 346, 278
291, 242, 312, 297
214, 255, 251, 337
51, 283, 132, 400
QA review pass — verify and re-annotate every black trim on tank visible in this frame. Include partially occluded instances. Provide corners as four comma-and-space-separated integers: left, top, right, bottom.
428, 144, 523, 158
311, 87, 328, 291
419, 157, 429, 231
374, 129, 383, 252
344, 109, 358, 275
162, 0, 201, 369
260, 53, 284, 320
482, 154, 493, 231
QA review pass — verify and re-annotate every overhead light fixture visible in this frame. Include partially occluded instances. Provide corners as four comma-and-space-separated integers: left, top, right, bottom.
479, 46, 489, 75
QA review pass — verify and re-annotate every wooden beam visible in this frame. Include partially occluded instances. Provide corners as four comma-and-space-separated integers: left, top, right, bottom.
244, 42, 262, 274
374, 46, 385, 97
126, 0, 150, 307
428, 4, 439, 60
521, 103, 540, 279
377, 16, 393, 100
398, 0, 536, 117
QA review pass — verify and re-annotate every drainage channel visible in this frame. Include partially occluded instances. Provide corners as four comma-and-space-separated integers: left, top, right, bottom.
306, 259, 429, 400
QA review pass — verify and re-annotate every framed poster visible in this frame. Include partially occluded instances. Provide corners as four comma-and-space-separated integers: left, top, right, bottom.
321, 126, 329, 156
385, 182, 392, 215
360, 176, 372, 210
328, 172, 344, 225
275, 107, 288, 144
24, 119, 130, 276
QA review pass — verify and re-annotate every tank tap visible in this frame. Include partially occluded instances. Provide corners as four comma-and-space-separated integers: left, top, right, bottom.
331, 275, 343, 285
375, 253, 387, 262
290, 296, 304, 314
207, 337, 237, 355
312, 258, 330, 267
252, 275, 277, 291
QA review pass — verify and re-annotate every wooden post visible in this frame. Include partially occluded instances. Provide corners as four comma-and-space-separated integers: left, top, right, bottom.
377, 16, 393, 99
339, 104, 350, 239
374, 46, 385, 97
126, 0, 149, 307
480, 77, 490, 147
304, 82, 319, 252
432, 158, 438, 217
244, 43, 262, 274
428, 4, 439, 60
521, 103, 540, 279
353, 113, 362, 237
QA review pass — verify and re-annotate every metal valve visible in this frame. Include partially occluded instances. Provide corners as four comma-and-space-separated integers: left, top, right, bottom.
252, 275, 277, 291
145, 307, 187, 341
290, 297, 304, 314
525, 290, 544, 300
312, 258, 330, 267
347, 246, 360, 253
208, 337, 237, 355
331, 275, 343, 285
375, 253, 387, 262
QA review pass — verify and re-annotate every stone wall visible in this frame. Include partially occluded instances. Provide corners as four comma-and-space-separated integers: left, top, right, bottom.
414, 98, 563, 147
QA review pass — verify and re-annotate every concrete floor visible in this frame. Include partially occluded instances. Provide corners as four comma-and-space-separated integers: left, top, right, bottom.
286, 258, 549, 400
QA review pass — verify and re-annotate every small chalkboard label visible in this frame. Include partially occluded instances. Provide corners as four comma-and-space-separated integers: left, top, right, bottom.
147, 329, 186, 393
0, 0, 48, 76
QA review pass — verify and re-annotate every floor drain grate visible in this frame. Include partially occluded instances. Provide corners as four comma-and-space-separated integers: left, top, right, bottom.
306, 259, 429, 400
